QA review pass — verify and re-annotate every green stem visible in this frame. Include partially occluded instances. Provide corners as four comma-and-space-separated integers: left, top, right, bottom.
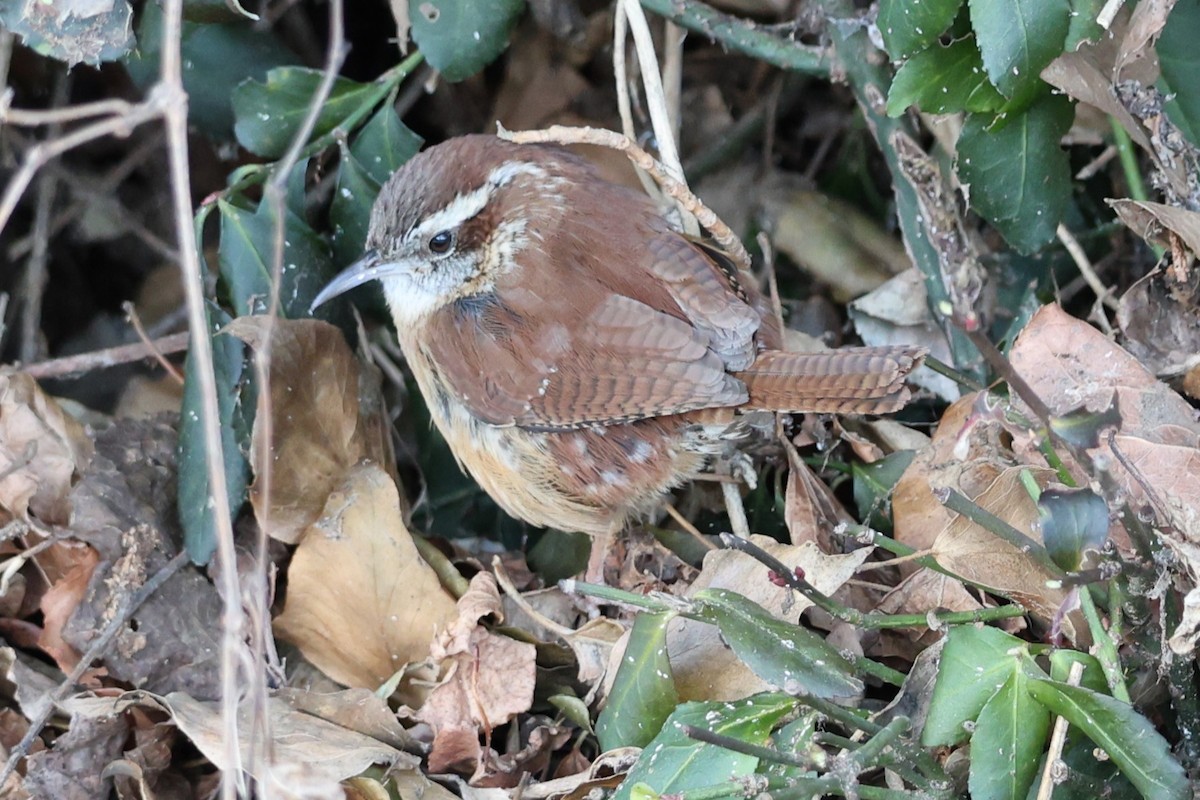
1110, 117, 1149, 203
1078, 585, 1130, 703
639, 0, 830, 75
939, 488, 1065, 578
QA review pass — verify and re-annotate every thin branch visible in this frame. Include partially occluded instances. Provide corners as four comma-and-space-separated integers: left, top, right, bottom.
154, 1, 247, 795
19, 332, 190, 380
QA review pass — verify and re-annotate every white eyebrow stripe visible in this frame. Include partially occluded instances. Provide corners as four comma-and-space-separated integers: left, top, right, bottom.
408, 184, 492, 243
488, 160, 547, 186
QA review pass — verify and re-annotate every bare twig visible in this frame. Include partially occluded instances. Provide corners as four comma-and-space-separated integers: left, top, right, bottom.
18, 332, 190, 380
247, 0, 347, 791
1056, 223, 1118, 326
1036, 660, 1085, 800
17, 73, 69, 364
122, 302, 185, 383
154, 2, 247, 795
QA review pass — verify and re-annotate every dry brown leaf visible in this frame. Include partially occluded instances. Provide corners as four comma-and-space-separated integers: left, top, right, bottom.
24, 709, 129, 800
893, 395, 984, 555
1117, 261, 1200, 378
418, 576, 537, 777
784, 456, 852, 549
893, 391, 1077, 635
164, 691, 415, 798
274, 688, 420, 752
37, 543, 99, 671
929, 465, 1067, 627
225, 317, 389, 545
1114, 0, 1173, 81
274, 462, 458, 688
1109, 198, 1200, 256
0, 372, 93, 526
666, 537, 870, 701
1009, 304, 1200, 650
871, 569, 986, 662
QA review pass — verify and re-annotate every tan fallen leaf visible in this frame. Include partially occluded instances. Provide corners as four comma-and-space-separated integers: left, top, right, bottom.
274, 462, 458, 688
419, 573, 537, 779
225, 317, 394, 545
0, 372, 93, 526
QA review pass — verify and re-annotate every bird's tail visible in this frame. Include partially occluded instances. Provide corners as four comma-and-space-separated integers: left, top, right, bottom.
736, 346, 926, 414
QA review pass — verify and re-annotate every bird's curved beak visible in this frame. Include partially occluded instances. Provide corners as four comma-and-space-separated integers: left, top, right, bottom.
309, 249, 397, 313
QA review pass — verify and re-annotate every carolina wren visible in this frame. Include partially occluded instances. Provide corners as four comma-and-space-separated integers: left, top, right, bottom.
312, 134, 924, 537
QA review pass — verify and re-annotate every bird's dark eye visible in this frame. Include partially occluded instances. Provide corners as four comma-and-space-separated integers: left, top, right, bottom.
428, 230, 454, 254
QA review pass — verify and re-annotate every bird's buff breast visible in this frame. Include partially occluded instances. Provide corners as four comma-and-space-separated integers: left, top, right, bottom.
400, 334, 710, 536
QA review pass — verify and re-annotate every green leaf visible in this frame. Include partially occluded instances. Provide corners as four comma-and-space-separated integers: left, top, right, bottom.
887, 36, 1006, 116
1038, 487, 1110, 571
217, 197, 336, 319
232, 67, 377, 158
125, 2, 296, 139
330, 149, 383, 269
922, 625, 1027, 746
611, 695, 797, 800
351, 103, 423, 186
1047, 650, 1109, 695
1025, 680, 1190, 800
877, 0, 963, 61
690, 589, 862, 699
1047, 394, 1121, 449
410, 0, 525, 82
852, 449, 915, 533
0, 0, 132, 65
1158, 0, 1200, 147
957, 93, 1073, 253
1065, 0, 1105, 51
178, 303, 250, 564
968, 0, 1070, 101
596, 611, 679, 751
969, 668, 1050, 800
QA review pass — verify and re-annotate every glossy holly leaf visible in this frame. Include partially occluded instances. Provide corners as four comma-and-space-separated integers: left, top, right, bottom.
178, 302, 250, 564
596, 611, 679, 751
612, 694, 797, 800
0, 0, 133, 65
970, 668, 1050, 800
351, 103, 423, 186
887, 36, 1006, 116
125, 2, 296, 139
690, 589, 862, 699
923, 625, 1027, 746
1065, 0, 1104, 51
410, 0, 524, 82
330, 149, 383, 269
852, 449, 915, 534
1025, 679, 1190, 800
217, 196, 336, 319
957, 93, 1073, 253
1047, 650, 1108, 694
877, 0, 962, 61
968, 0, 1070, 102
1157, 0, 1200, 147
1038, 487, 1109, 572
232, 67, 377, 158
1048, 394, 1121, 449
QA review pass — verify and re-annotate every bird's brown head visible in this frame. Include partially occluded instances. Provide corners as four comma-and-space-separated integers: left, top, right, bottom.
311, 134, 575, 324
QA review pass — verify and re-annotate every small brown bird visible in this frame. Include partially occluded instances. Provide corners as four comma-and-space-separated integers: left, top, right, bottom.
312, 134, 923, 538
